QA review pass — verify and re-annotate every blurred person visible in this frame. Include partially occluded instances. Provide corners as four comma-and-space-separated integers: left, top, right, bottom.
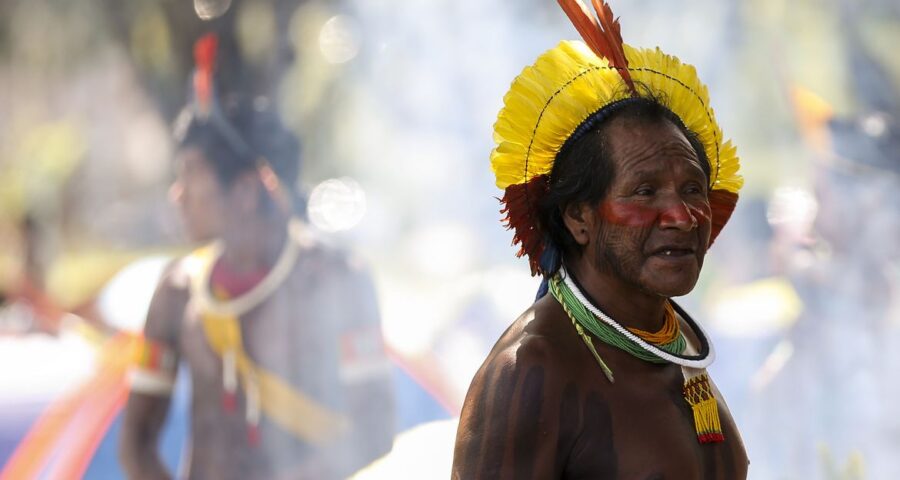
0, 212, 108, 335
119, 35, 394, 480
747, 110, 900, 478
0, 214, 62, 334
452, 1, 748, 478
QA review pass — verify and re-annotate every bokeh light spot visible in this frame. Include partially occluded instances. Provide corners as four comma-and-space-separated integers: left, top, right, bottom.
319, 15, 360, 64
194, 0, 233, 21
308, 177, 367, 232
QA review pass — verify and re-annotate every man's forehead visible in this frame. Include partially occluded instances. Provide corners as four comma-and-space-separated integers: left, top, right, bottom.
607, 115, 692, 146
605, 118, 702, 170
627, 160, 705, 181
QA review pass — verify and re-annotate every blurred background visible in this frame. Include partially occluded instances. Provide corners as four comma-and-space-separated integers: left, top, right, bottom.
0, 0, 898, 478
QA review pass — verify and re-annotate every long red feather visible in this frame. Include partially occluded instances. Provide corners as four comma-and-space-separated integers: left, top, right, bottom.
557, 0, 635, 93
557, 0, 606, 57
591, 0, 634, 90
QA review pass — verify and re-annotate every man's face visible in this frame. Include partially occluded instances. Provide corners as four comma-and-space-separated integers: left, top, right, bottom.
589, 116, 712, 297
170, 147, 228, 243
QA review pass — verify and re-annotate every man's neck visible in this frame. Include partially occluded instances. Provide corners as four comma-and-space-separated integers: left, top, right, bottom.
219, 215, 290, 274
566, 258, 668, 332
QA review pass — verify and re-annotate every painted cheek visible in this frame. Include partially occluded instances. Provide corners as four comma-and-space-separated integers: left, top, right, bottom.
656, 199, 711, 230
598, 201, 659, 227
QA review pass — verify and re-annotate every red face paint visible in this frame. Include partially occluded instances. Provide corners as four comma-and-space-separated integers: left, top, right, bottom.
598, 198, 710, 229
598, 201, 659, 227
658, 201, 694, 227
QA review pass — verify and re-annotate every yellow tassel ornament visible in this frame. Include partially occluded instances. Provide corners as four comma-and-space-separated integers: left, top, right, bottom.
683, 373, 725, 443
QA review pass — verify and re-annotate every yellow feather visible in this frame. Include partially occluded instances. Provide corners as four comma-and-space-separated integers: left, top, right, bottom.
491, 40, 742, 196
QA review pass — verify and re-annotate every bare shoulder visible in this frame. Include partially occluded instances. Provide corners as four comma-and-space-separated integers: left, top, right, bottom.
464, 296, 573, 410
293, 231, 372, 285
453, 294, 591, 478
482, 293, 585, 377
458, 293, 589, 433
158, 255, 193, 291
143, 256, 192, 341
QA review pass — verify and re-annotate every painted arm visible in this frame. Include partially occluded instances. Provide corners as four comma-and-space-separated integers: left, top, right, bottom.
452, 336, 570, 480
119, 392, 173, 480
119, 265, 186, 480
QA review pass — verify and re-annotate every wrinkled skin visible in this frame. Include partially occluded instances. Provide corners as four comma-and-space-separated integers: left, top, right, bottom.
452, 117, 748, 479
593, 117, 712, 299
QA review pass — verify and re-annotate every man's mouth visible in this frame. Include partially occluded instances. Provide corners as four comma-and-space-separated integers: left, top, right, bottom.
649, 246, 696, 258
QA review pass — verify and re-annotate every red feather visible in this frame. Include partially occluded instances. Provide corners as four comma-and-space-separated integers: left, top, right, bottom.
557, 0, 606, 58
708, 189, 738, 246
500, 175, 550, 276
557, 0, 635, 93
193, 33, 218, 114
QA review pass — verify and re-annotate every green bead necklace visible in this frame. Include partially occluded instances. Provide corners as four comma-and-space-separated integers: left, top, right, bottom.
549, 274, 687, 382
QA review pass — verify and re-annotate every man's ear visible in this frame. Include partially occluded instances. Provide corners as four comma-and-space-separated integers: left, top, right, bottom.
228, 171, 262, 214
562, 202, 597, 247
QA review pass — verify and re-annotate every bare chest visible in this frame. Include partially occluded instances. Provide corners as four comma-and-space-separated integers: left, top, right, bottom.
174, 286, 348, 477
178, 288, 343, 395
564, 368, 748, 480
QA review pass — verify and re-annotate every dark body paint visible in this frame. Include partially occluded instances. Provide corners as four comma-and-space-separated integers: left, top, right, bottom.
451, 294, 748, 480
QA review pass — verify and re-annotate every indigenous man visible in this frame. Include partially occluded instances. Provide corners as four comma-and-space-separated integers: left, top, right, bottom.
452, 1, 748, 478
119, 35, 394, 479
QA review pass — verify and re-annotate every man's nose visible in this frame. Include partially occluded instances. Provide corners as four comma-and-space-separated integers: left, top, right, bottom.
658, 195, 697, 231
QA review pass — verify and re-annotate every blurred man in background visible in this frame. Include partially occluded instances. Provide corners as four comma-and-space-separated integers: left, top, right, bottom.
119, 35, 394, 479
748, 109, 900, 479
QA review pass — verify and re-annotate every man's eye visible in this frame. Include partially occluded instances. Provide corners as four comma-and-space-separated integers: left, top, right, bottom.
684, 183, 705, 195
635, 187, 654, 196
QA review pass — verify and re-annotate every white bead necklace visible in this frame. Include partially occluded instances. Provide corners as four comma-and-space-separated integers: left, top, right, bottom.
192, 218, 306, 317
560, 267, 715, 369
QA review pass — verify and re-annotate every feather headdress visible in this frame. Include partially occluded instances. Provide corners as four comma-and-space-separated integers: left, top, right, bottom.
183, 33, 293, 214
493, 0, 742, 275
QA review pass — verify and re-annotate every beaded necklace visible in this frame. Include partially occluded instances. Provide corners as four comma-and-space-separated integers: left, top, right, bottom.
550, 269, 725, 444
556, 269, 715, 368
549, 275, 687, 364
189, 218, 348, 446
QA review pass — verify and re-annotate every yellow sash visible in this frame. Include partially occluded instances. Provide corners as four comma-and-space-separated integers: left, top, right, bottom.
190, 244, 349, 445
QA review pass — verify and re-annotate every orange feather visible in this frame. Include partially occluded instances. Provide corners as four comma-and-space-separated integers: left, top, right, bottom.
557, 0, 635, 93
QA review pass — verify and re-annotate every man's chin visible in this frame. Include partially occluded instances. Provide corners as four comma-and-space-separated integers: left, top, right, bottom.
185, 226, 218, 244
641, 274, 700, 298
658, 285, 696, 298
640, 258, 703, 296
